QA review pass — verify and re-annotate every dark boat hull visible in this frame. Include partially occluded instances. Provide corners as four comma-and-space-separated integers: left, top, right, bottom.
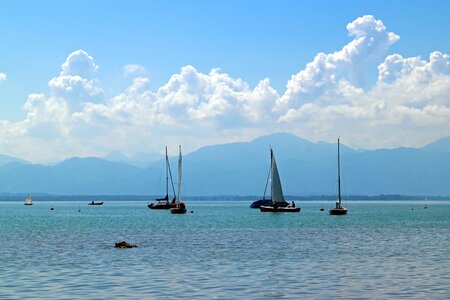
329, 208, 347, 215
260, 205, 300, 212
250, 199, 288, 208
88, 202, 103, 205
170, 207, 187, 214
148, 202, 172, 209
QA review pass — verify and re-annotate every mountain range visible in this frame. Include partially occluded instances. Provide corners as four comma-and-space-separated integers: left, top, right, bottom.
0, 133, 449, 196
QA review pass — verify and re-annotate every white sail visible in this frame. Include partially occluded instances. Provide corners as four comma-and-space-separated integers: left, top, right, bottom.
271, 149, 285, 204
177, 145, 182, 206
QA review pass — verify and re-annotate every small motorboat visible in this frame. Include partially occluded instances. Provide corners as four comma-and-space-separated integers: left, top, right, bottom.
88, 201, 104, 206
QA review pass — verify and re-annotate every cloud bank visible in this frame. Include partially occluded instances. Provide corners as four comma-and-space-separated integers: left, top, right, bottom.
1, 15, 449, 162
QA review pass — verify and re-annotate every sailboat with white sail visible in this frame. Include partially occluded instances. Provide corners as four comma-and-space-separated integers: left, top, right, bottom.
148, 146, 176, 209
260, 148, 300, 213
329, 137, 348, 215
24, 194, 32, 206
170, 145, 187, 214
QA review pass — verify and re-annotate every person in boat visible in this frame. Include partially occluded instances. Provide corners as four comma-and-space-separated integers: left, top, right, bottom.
91, 201, 94, 205
291, 201, 295, 208
273, 201, 278, 209
171, 198, 176, 205
180, 202, 186, 209
335, 201, 339, 209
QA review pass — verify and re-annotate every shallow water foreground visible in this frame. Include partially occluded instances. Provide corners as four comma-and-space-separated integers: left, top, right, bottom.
0, 200, 449, 299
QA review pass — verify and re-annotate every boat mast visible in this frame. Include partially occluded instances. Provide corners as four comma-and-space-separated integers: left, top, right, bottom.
262, 149, 272, 201
337, 137, 341, 208
270, 147, 274, 205
165, 146, 169, 197
177, 145, 182, 207
166, 149, 177, 200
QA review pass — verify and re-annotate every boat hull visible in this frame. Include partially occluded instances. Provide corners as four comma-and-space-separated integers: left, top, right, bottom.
260, 205, 300, 212
170, 207, 187, 214
88, 202, 104, 206
148, 202, 172, 209
329, 208, 347, 215
250, 199, 288, 208
24, 203, 33, 206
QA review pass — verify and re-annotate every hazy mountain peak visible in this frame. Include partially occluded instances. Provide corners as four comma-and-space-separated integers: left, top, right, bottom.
103, 151, 129, 162
252, 132, 310, 145
1, 133, 449, 196
423, 136, 450, 153
0, 154, 29, 167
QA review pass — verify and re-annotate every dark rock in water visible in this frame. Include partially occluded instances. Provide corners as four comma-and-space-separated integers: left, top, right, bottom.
114, 241, 137, 248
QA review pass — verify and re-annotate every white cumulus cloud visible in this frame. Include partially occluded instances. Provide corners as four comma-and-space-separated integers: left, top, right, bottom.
123, 64, 148, 77
0, 72, 6, 82
0, 15, 449, 163
278, 15, 399, 111
61, 49, 99, 78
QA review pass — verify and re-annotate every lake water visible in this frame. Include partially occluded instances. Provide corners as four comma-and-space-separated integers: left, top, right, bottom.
0, 200, 449, 299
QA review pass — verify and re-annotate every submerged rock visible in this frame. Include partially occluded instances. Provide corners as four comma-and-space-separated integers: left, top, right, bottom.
114, 241, 137, 248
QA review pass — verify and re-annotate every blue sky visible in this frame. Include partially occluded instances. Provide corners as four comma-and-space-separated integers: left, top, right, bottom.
0, 1, 449, 162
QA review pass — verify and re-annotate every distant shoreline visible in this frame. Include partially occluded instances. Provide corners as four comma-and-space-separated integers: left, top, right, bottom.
0, 194, 448, 201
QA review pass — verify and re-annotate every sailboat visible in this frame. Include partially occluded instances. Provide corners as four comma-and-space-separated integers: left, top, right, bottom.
170, 145, 187, 214
329, 137, 348, 215
260, 148, 300, 213
250, 149, 289, 209
148, 146, 176, 209
24, 194, 33, 205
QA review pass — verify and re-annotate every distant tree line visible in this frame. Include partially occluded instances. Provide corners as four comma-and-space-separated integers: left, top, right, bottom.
0, 193, 448, 201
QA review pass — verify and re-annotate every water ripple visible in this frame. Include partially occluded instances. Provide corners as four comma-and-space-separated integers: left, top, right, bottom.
0, 201, 449, 299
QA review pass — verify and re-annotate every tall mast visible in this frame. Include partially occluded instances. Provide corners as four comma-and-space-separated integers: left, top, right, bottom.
262, 147, 272, 201
177, 145, 182, 206
337, 137, 341, 207
270, 147, 274, 204
165, 146, 168, 197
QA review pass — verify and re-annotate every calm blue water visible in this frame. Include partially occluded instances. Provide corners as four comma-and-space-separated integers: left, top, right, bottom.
0, 200, 449, 299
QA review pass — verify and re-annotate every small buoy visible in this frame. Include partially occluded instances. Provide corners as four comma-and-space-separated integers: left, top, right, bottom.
411, 208, 414, 210
320, 208, 324, 211
424, 206, 428, 209
50, 207, 54, 210
190, 210, 194, 213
